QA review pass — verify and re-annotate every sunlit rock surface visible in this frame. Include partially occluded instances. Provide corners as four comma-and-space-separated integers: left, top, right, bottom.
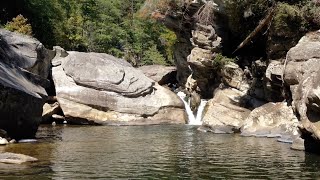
52, 48, 186, 125
241, 102, 299, 142
283, 31, 320, 152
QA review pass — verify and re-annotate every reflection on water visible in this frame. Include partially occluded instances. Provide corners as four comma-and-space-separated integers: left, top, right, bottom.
0, 125, 320, 179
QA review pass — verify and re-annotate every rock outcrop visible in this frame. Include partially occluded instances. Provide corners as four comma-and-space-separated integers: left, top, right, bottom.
138, 65, 177, 85
42, 102, 61, 123
0, 29, 49, 139
201, 87, 251, 133
0, 29, 55, 80
52, 47, 186, 125
264, 60, 284, 102
241, 102, 299, 143
283, 30, 320, 152
187, 23, 223, 97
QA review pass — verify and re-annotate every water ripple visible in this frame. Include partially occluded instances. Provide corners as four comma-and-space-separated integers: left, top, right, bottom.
1, 125, 320, 179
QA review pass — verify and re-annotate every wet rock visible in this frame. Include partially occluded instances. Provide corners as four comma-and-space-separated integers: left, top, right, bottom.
291, 137, 305, 151
0, 152, 37, 164
202, 87, 251, 133
18, 139, 37, 143
52, 114, 65, 121
190, 91, 201, 113
52, 48, 186, 125
241, 102, 299, 141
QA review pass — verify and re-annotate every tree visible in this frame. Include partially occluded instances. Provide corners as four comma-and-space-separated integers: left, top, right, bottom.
0, 0, 177, 66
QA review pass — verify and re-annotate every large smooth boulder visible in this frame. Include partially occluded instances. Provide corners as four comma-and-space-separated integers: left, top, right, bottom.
0, 29, 48, 139
201, 87, 251, 133
241, 102, 299, 142
283, 31, 320, 145
52, 48, 186, 125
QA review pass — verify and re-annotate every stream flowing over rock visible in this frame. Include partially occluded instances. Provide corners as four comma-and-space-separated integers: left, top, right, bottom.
51, 47, 187, 125
0, 29, 50, 139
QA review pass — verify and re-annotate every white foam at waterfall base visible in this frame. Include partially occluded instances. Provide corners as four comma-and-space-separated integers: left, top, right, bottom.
177, 91, 208, 125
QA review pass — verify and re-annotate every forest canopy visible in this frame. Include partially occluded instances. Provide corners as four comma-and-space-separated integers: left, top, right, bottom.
0, 0, 176, 66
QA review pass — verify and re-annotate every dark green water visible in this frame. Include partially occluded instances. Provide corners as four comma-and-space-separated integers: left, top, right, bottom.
0, 125, 320, 179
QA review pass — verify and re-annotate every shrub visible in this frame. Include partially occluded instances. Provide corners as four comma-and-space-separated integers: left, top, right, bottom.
212, 53, 236, 69
302, 0, 320, 28
273, 2, 307, 36
5, 14, 33, 36
141, 45, 167, 65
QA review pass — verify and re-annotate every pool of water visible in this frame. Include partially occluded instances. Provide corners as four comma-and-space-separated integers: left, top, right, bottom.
0, 125, 320, 179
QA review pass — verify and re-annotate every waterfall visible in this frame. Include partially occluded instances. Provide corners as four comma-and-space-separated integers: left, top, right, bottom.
177, 92, 208, 125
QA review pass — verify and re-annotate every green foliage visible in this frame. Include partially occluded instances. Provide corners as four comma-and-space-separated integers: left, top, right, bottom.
301, 0, 320, 28
0, 0, 177, 66
224, 0, 269, 37
5, 14, 32, 36
273, 2, 307, 36
212, 53, 236, 69
159, 29, 176, 65
141, 45, 167, 65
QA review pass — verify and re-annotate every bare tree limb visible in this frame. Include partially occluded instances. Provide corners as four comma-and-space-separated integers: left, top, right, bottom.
232, 4, 277, 54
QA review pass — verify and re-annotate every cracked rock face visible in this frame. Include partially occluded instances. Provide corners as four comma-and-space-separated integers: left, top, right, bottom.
284, 31, 320, 147
52, 48, 186, 125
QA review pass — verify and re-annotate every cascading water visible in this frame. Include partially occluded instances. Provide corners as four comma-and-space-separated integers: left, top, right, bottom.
177, 91, 208, 125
